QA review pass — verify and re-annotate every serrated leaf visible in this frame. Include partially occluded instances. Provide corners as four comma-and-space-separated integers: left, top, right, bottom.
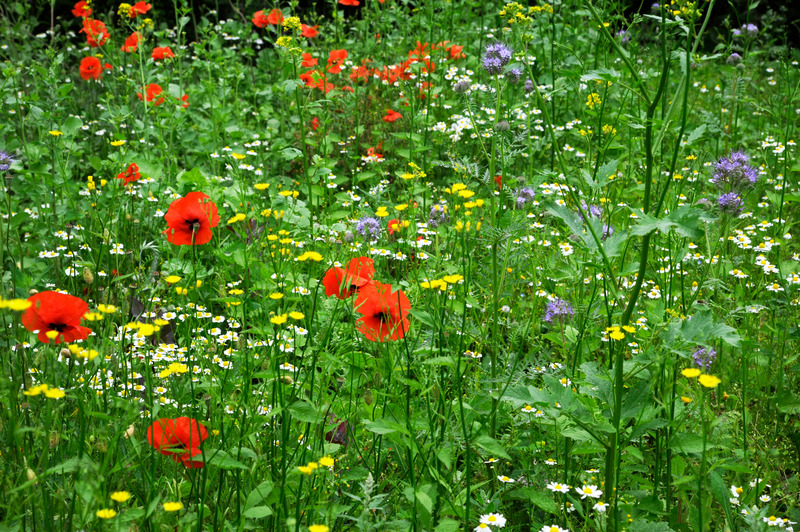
685, 124, 706, 145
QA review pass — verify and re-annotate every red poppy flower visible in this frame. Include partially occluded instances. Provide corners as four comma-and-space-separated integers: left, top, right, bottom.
147, 417, 208, 468
387, 218, 402, 235
366, 142, 383, 159
79, 56, 102, 80
383, 109, 402, 122
129, 1, 152, 18
22, 291, 92, 344
252, 10, 269, 28
121, 32, 141, 53
299, 70, 335, 93
180, 94, 189, 108
137, 83, 165, 106
322, 257, 375, 299
80, 18, 109, 48
266, 8, 283, 25
72, 0, 92, 17
116, 162, 141, 183
354, 281, 411, 342
311, 117, 320, 131
301, 53, 318, 68
163, 191, 220, 246
339, 0, 360, 5
152, 46, 174, 60
494, 175, 503, 189
327, 49, 348, 74
301, 24, 319, 38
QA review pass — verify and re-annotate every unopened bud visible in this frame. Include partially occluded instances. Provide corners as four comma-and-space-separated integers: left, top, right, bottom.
60, 348, 71, 359
82, 267, 94, 284
281, 375, 294, 385
26, 468, 37, 482
364, 389, 373, 406
49, 432, 60, 448
453, 80, 471, 94
124, 424, 135, 439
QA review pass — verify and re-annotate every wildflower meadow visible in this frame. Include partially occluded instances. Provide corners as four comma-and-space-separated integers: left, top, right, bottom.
2, 0, 800, 530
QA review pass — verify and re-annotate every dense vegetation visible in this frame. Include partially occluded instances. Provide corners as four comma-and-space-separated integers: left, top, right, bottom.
1, 0, 799, 530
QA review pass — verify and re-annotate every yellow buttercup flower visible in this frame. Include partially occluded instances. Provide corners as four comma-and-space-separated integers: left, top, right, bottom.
681, 368, 701, 378
698, 374, 721, 388
163, 502, 183, 512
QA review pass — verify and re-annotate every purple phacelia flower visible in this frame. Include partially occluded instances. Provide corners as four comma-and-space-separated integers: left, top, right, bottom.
508, 67, 522, 84
356, 217, 381, 240
717, 192, 744, 214
543, 298, 574, 324
727, 52, 742, 65
482, 42, 513, 76
0, 150, 15, 172
692, 346, 717, 371
711, 150, 759, 191
428, 204, 448, 228
514, 187, 536, 209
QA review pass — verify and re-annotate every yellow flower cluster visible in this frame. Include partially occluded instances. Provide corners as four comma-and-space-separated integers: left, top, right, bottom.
298, 455, 335, 474
681, 368, 721, 388
159, 362, 189, 378
23, 384, 66, 399
401, 162, 427, 180
605, 325, 636, 341
296, 251, 323, 261
586, 93, 602, 109
117, 3, 132, 17
0, 297, 31, 311
276, 36, 292, 48
283, 16, 301, 31
421, 274, 464, 290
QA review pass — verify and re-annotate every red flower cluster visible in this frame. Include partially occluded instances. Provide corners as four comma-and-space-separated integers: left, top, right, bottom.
298, 50, 353, 94
301, 24, 319, 38
79, 56, 102, 80
137, 83, 165, 105
71, 0, 91, 18
252, 8, 283, 28
322, 257, 411, 342
383, 109, 402, 123
152, 46, 174, 61
22, 291, 92, 344
163, 192, 220, 246
80, 18, 109, 48
121, 32, 141, 53
128, 1, 151, 18
147, 417, 208, 468
116, 163, 141, 184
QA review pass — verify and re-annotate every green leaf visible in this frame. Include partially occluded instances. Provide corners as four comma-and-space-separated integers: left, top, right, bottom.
473, 434, 511, 460
242, 506, 273, 519
685, 124, 706, 145
708, 470, 734, 530
363, 418, 409, 436
669, 432, 707, 455
203, 449, 248, 470
63, 116, 83, 137
680, 309, 741, 347
628, 521, 675, 532
434, 519, 461, 532
508, 487, 559, 515
288, 401, 320, 424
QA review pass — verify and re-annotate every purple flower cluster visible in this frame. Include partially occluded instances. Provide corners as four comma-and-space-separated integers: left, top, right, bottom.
0, 151, 15, 172
733, 23, 758, 38
616, 29, 630, 44
514, 187, 536, 209
428, 204, 448, 228
543, 298, 574, 324
482, 42, 513, 76
692, 346, 717, 371
712, 151, 758, 190
355, 217, 381, 240
507, 67, 522, 84
717, 192, 744, 215
710, 150, 758, 215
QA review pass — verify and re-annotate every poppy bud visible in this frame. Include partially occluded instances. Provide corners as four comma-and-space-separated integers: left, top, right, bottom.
60, 348, 71, 359
82, 267, 94, 284
26, 468, 37, 483
124, 424, 135, 439
96, 439, 108, 453
29, 289, 38, 295
495, 121, 510, 132
281, 375, 294, 385
364, 389, 373, 405
49, 432, 60, 448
